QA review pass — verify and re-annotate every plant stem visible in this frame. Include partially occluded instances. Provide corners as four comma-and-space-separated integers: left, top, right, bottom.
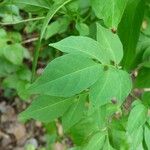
0, 17, 45, 25
31, 39, 41, 83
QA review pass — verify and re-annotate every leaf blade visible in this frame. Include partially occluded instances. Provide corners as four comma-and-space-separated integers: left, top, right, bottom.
29, 54, 103, 97
19, 95, 75, 122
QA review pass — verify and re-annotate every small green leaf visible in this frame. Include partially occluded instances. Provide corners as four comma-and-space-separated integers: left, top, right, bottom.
0, 58, 18, 77
19, 95, 75, 122
29, 54, 102, 97
127, 103, 147, 134
90, 68, 132, 106
96, 23, 123, 64
3, 43, 24, 65
44, 17, 70, 39
75, 22, 89, 36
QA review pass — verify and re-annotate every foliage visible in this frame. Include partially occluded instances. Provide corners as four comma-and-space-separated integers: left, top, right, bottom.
0, 0, 150, 149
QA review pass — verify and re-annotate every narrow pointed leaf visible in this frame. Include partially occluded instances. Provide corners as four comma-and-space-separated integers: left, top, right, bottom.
50, 36, 110, 64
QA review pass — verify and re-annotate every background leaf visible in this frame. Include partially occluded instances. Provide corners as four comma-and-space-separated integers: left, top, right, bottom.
134, 67, 150, 88
40, 0, 71, 41
91, 0, 127, 28
118, 0, 146, 71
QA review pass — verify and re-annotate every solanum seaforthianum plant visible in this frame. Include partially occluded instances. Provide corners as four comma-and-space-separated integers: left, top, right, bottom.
17, 0, 150, 149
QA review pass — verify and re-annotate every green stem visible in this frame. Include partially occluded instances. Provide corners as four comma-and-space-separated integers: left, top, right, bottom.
31, 0, 72, 83
31, 39, 41, 83
0, 17, 45, 25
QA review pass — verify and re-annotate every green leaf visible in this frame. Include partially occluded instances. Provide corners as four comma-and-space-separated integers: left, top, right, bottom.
62, 94, 87, 131
127, 103, 147, 134
75, 22, 89, 36
3, 43, 24, 65
134, 67, 150, 88
40, 0, 71, 41
44, 17, 70, 39
0, 58, 18, 77
69, 112, 100, 145
96, 23, 123, 64
83, 132, 106, 150
19, 95, 75, 122
50, 36, 104, 63
144, 124, 150, 150
128, 126, 143, 150
91, 0, 127, 28
111, 129, 129, 149
29, 54, 102, 97
90, 68, 132, 106
50, 36, 117, 64
118, 0, 146, 71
